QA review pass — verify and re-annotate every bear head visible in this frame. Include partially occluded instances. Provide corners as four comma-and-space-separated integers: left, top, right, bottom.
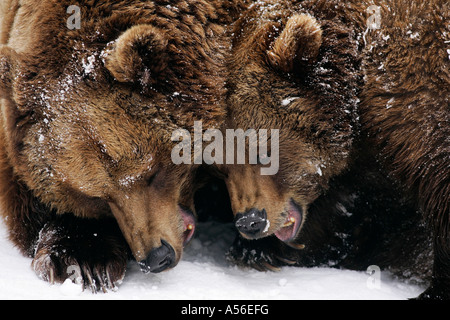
0, 1, 226, 273
220, 2, 361, 246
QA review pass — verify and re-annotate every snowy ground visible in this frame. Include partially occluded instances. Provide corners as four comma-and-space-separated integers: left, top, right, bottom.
0, 219, 425, 300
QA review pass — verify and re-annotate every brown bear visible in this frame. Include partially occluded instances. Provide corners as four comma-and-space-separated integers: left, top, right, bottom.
0, 0, 247, 292
219, 0, 449, 299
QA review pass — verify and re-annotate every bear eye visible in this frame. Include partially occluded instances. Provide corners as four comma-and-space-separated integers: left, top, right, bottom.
146, 170, 159, 186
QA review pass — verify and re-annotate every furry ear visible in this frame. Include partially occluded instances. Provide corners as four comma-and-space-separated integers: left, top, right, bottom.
0, 46, 18, 96
104, 25, 169, 85
267, 14, 322, 73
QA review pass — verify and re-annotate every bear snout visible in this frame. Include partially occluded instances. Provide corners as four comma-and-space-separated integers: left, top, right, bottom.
234, 208, 268, 239
138, 239, 176, 274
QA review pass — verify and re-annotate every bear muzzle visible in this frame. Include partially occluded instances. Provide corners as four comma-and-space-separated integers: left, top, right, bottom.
234, 208, 268, 239
234, 200, 303, 243
138, 207, 196, 273
138, 239, 176, 273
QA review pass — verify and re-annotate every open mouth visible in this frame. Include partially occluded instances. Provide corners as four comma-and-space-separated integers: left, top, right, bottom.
274, 199, 303, 243
179, 206, 196, 246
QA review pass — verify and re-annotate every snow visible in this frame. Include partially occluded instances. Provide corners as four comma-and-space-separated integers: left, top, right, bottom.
82, 55, 96, 75
315, 164, 323, 176
0, 219, 425, 300
281, 97, 299, 106
386, 97, 395, 109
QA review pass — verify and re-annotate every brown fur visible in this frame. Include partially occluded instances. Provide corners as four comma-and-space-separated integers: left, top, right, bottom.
221, 0, 449, 299
0, 0, 246, 290
221, 0, 361, 237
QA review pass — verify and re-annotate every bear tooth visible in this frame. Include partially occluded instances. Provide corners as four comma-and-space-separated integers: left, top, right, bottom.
282, 217, 295, 227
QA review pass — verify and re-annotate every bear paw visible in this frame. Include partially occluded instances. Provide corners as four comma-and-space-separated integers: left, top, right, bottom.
226, 236, 300, 272
31, 218, 129, 293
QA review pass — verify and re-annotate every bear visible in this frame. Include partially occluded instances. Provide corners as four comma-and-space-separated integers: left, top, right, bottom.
218, 0, 449, 299
0, 0, 247, 292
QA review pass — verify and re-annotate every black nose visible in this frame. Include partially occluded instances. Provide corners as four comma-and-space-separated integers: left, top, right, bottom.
234, 208, 268, 239
139, 240, 176, 273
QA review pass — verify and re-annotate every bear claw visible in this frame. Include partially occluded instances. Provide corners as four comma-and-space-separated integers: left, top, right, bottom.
31, 219, 128, 292
32, 248, 125, 293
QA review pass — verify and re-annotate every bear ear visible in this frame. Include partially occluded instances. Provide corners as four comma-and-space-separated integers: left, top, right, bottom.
0, 46, 19, 96
267, 14, 322, 73
104, 25, 169, 85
